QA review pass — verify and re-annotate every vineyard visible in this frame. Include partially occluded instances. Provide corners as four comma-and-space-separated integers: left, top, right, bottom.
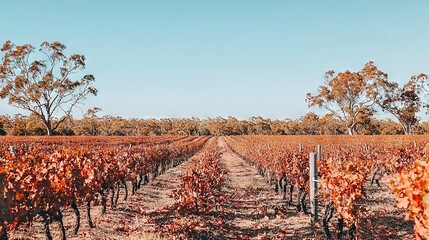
0, 135, 428, 239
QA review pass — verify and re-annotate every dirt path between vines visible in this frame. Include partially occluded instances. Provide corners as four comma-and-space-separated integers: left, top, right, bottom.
216, 138, 317, 239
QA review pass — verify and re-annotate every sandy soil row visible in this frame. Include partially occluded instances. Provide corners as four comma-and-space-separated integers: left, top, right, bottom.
215, 138, 316, 239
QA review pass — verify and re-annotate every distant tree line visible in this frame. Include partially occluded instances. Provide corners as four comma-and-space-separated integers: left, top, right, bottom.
1, 41, 428, 136
1, 111, 428, 136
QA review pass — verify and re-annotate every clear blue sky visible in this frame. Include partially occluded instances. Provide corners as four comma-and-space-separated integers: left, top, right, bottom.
1, 0, 428, 120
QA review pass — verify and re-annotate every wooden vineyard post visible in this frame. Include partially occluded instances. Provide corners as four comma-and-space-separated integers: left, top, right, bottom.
317, 144, 322, 161
9, 145, 15, 155
299, 143, 302, 153
414, 140, 418, 148
310, 152, 318, 224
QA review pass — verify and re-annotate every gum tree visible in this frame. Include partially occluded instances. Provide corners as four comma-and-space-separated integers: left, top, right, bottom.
306, 61, 386, 135
370, 76, 422, 135
0, 41, 97, 135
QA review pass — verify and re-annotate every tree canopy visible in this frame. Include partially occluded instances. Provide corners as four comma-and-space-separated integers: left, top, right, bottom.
370, 75, 422, 135
307, 61, 429, 135
306, 61, 386, 135
0, 41, 97, 135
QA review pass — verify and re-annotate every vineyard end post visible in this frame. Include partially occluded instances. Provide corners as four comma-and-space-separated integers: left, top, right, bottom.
299, 144, 302, 153
9, 145, 15, 155
310, 152, 318, 225
316, 144, 322, 161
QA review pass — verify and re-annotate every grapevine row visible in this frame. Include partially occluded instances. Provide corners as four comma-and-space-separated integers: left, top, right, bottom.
224, 135, 427, 239
0, 136, 208, 239
146, 138, 229, 238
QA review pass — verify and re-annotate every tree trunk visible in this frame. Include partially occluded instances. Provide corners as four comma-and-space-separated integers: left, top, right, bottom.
44, 120, 54, 136
347, 127, 354, 136
402, 123, 413, 135
47, 128, 54, 136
